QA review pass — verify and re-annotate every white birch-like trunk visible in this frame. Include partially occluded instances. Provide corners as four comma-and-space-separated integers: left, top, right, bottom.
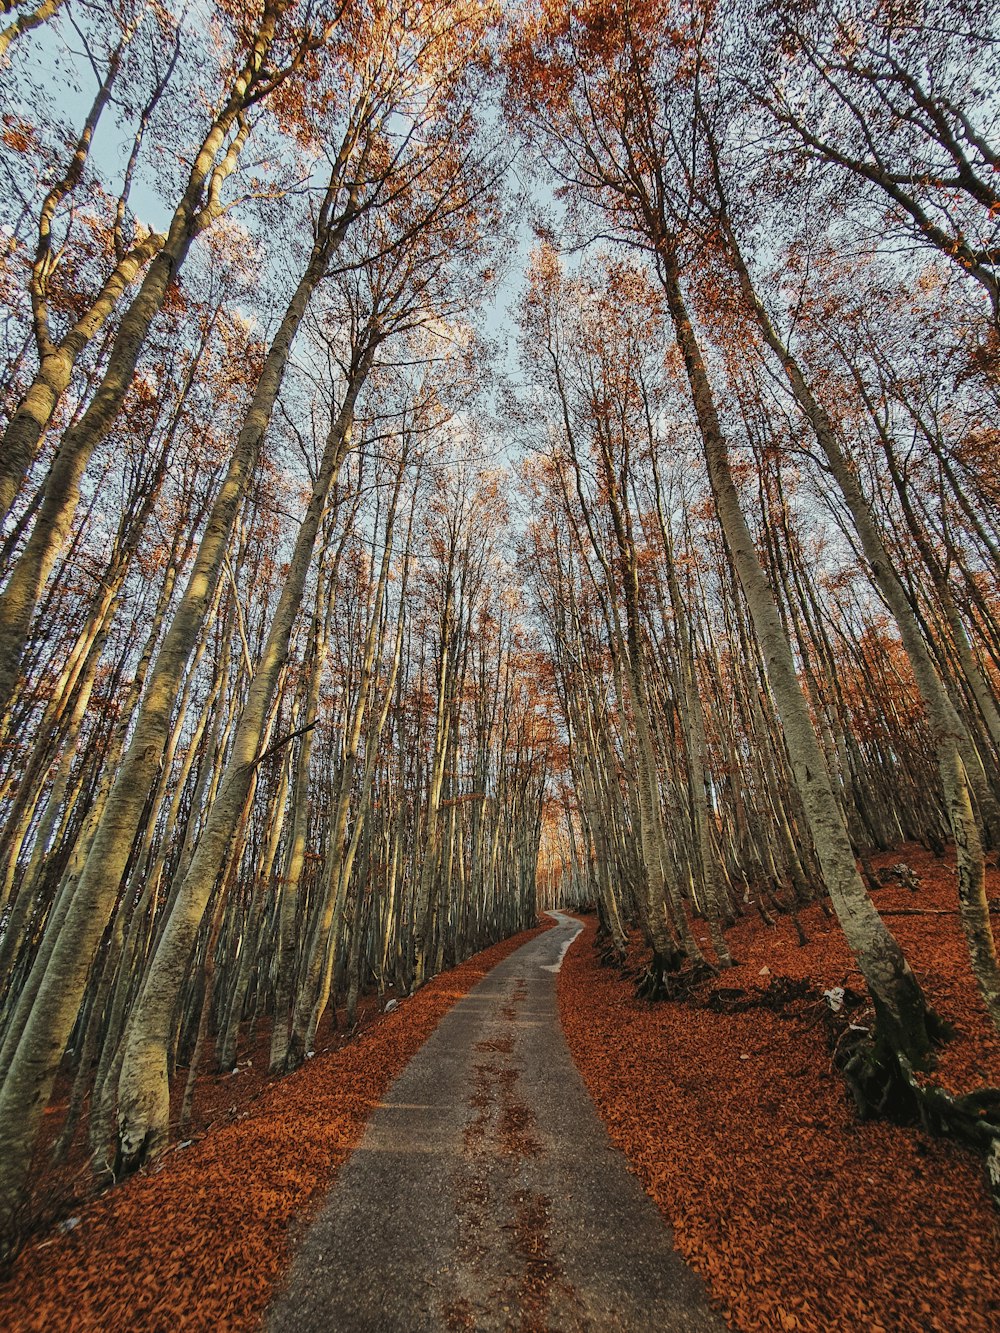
660, 251, 933, 1060
115, 367, 370, 1167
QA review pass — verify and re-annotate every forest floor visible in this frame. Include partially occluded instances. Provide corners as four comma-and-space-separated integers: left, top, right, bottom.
0, 922, 551, 1332
268, 913, 723, 1332
559, 843, 1000, 1333
4, 846, 999, 1332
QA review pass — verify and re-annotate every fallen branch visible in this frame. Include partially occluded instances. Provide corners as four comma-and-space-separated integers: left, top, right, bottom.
880, 908, 962, 916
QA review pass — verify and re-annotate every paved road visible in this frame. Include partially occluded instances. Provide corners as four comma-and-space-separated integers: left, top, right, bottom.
268, 912, 726, 1332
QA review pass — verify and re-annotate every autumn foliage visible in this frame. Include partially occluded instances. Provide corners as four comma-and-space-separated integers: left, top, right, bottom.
0, 922, 551, 1332
1, 0, 999, 1307
559, 850, 1000, 1332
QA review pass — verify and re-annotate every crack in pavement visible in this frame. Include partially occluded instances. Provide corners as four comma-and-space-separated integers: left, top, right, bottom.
268, 913, 727, 1332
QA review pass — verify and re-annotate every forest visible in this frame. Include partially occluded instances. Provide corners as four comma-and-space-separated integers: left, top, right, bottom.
0, 0, 998, 1328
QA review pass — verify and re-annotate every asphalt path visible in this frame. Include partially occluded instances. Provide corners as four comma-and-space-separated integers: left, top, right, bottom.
268, 912, 726, 1332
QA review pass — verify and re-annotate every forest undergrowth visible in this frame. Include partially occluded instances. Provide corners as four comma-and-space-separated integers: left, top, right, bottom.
0, 921, 551, 1332
559, 844, 1000, 1333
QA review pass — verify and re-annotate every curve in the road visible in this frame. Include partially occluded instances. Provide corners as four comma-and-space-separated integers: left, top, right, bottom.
268, 911, 726, 1332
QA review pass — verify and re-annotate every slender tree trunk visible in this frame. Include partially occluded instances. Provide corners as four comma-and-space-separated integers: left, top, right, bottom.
0, 181, 333, 1245
659, 248, 933, 1061
115, 361, 371, 1167
0, 2, 290, 711
726, 238, 1000, 1030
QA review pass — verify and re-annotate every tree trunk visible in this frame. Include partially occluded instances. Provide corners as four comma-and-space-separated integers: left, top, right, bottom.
659, 247, 934, 1062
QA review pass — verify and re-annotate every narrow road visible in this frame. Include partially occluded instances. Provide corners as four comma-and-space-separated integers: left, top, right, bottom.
268, 913, 725, 1332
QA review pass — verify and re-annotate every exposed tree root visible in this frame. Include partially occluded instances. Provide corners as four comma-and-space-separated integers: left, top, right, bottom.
831, 1026, 1000, 1206
704, 976, 822, 1014
635, 952, 717, 1003
609, 926, 1000, 1206
693, 973, 1000, 1209
594, 936, 628, 970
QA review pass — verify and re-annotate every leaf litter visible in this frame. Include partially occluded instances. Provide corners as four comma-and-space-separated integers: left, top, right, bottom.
0, 922, 552, 1332
558, 845, 1000, 1333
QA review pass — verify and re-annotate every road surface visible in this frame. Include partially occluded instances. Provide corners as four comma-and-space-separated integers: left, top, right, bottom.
268, 912, 726, 1332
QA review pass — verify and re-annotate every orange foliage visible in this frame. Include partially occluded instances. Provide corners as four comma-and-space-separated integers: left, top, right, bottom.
0, 922, 552, 1332
559, 847, 1000, 1333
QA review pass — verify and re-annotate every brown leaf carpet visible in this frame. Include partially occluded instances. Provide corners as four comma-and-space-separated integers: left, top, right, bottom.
0, 922, 552, 1332
557, 847, 1000, 1333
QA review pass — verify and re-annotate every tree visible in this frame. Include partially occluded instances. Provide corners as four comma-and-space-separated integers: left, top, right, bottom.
508, 0, 938, 1060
